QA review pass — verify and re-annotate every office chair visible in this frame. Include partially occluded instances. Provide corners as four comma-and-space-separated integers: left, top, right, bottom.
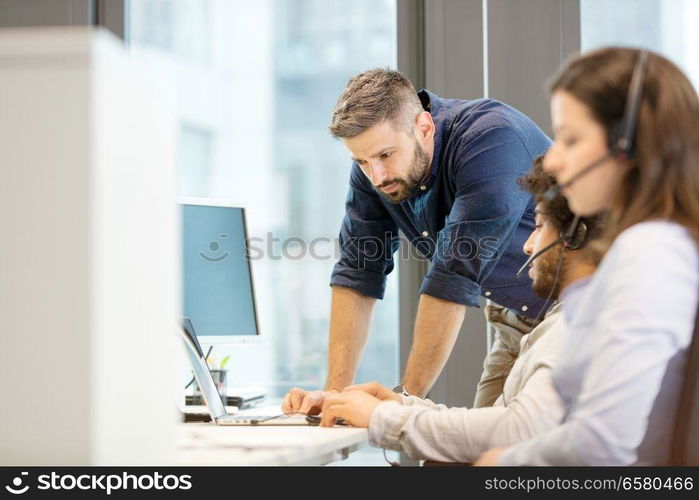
670, 303, 699, 465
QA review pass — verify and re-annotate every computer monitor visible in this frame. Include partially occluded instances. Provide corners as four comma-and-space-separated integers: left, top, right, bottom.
179, 199, 260, 344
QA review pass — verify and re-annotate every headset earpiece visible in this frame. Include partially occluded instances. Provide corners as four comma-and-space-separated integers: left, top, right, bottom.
562, 217, 588, 251
607, 121, 630, 158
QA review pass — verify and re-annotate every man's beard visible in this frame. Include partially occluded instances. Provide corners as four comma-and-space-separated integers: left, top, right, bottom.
373, 141, 431, 204
531, 242, 568, 300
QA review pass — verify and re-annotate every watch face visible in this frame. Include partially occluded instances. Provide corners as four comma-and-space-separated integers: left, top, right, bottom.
392, 385, 408, 395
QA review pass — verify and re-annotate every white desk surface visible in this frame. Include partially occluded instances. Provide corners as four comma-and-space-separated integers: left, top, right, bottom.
176, 406, 368, 466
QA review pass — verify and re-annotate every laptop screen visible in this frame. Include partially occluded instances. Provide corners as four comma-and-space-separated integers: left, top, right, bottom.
178, 324, 228, 419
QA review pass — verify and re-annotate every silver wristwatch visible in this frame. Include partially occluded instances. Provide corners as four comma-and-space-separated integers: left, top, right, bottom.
392, 384, 410, 397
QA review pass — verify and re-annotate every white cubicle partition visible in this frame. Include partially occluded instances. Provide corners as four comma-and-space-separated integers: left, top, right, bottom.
0, 27, 179, 464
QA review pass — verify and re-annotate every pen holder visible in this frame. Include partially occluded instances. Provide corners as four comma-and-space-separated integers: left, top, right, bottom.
192, 369, 228, 405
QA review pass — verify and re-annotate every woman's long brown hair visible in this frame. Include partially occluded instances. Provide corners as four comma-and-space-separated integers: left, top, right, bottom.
548, 47, 699, 248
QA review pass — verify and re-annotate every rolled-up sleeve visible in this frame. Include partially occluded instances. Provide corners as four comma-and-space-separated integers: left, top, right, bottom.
420, 126, 535, 306
330, 163, 400, 299
368, 362, 564, 463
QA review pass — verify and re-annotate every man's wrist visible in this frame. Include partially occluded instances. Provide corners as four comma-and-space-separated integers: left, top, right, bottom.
392, 384, 410, 397
398, 381, 425, 397
324, 381, 345, 392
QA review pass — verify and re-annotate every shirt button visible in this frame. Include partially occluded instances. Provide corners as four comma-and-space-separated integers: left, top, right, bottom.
521, 305, 528, 312
422, 231, 429, 237
420, 185, 427, 191
484, 291, 491, 297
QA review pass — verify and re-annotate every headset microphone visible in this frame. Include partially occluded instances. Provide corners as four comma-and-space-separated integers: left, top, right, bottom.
543, 153, 613, 201
516, 235, 563, 277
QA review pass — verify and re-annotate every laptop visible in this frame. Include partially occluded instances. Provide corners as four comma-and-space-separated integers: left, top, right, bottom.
179, 317, 311, 426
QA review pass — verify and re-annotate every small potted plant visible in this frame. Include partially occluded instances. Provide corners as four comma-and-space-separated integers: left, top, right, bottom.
207, 354, 231, 398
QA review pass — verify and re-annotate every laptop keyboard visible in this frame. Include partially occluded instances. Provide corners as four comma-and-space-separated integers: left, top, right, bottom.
229, 414, 299, 424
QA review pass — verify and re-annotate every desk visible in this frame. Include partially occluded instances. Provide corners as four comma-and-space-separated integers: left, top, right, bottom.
176, 406, 368, 465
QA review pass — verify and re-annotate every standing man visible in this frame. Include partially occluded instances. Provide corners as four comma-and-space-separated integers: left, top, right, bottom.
283, 69, 550, 414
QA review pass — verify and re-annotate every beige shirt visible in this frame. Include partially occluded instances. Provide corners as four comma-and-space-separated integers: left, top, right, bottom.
368, 303, 566, 463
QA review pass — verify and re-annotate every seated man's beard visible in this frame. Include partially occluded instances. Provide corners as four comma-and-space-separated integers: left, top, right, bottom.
531, 243, 567, 300
374, 142, 431, 203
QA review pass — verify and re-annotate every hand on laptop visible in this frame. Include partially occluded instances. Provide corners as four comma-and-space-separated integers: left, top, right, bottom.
319, 390, 386, 427
281, 388, 338, 415
343, 381, 402, 403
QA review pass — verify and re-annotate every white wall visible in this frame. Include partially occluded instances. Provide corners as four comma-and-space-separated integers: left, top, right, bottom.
0, 27, 179, 464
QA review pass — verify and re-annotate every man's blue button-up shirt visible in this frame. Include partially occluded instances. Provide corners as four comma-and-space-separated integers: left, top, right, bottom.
330, 90, 552, 318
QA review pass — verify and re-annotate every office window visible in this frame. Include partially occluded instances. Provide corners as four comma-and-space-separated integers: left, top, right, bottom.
130, 0, 211, 64
129, 0, 399, 398
581, 0, 699, 87
177, 124, 214, 197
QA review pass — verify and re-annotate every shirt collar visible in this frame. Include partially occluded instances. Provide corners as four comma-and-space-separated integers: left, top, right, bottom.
560, 275, 593, 323
417, 89, 445, 186
545, 300, 565, 318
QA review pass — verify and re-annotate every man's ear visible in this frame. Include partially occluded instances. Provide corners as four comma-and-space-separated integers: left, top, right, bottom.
415, 111, 435, 142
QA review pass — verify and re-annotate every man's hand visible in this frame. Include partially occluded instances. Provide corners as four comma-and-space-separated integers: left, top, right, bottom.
281, 388, 337, 415
474, 447, 507, 466
343, 381, 402, 403
319, 390, 386, 427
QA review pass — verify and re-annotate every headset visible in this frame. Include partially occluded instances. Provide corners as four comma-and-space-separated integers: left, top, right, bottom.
608, 49, 650, 159
544, 49, 649, 201
516, 214, 589, 323
516, 214, 588, 278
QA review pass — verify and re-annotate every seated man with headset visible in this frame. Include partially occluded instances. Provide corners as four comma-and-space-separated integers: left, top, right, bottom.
315, 156, 603, 464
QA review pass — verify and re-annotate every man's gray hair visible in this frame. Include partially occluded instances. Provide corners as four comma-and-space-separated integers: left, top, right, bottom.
329, 68, 423, 139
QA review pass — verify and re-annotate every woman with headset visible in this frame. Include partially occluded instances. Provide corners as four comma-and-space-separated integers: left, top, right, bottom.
477, 47, 699, 465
